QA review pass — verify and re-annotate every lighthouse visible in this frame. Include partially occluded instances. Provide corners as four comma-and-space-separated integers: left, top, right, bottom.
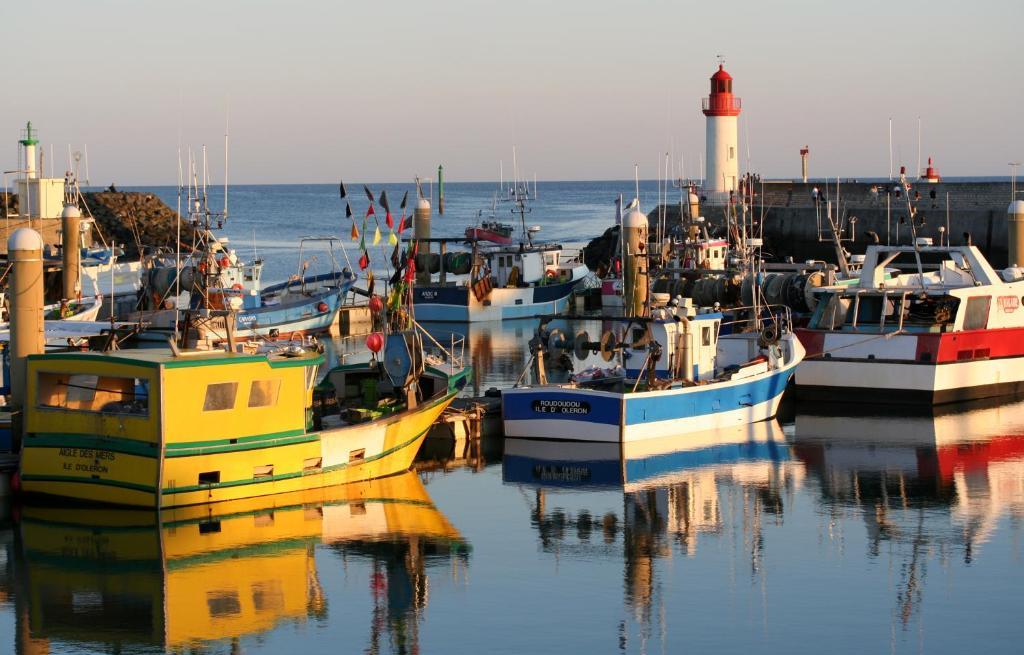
702, 64, 741, 202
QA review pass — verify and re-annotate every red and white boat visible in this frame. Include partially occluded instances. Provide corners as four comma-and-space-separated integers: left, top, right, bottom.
465, 219, 514, 245
795, 239, 1024, 404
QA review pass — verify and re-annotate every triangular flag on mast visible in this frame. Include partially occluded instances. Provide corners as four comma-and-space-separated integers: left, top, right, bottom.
350, 221, 359, 241
373, 225, 381, 245
379, 190, 391, 212
363, 185, 375, 203
345, 202, 353, 218
387, 230, 398, 246
399, 190, 408, 210
385, 210, 393, 229
358, 251, 369, 271
339, 180, 348, 199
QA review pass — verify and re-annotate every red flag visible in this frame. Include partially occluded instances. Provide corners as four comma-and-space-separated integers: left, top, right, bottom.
385, 210, 393, 229
358, 251, 369, 271
365, 204, 376, 217
397, 214, 406, 233
405, 258, 416, 283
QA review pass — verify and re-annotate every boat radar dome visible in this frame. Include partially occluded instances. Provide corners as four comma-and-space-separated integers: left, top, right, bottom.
60, 204, 82, 219
8, 227, 43, 251
623, 208, 648, 228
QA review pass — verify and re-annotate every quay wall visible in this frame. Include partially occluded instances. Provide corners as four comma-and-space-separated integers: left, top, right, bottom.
0, 191, 190, 258
659, 180, 1015, 268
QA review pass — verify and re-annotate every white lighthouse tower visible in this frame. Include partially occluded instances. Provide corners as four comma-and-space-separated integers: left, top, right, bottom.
702, 63, 741, 203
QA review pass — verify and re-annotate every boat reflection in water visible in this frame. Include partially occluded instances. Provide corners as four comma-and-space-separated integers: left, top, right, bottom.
14, 471, 469, 654
502, 421, 800, 639
792, 398, 1024, 625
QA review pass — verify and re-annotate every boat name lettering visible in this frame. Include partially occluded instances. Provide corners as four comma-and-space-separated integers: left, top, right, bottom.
419, 290, 438, 300
531, 399, 591, 415
998, 296, 1019, 313
532, 464, 592, 482
58, 447, 116, 473
237, 314, 256, 324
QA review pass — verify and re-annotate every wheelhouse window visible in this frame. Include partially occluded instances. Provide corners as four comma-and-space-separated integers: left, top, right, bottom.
203, 382, 238, 411
37, 372, 150, 416
248, 379, 282, 408
963, 296, 991, 330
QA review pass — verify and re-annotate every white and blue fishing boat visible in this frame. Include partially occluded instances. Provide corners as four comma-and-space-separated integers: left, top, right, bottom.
501, 301, 804, 443
410, 191, 589, 322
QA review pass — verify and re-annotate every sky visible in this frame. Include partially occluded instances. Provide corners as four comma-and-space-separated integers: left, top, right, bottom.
3, 0, 1023, 185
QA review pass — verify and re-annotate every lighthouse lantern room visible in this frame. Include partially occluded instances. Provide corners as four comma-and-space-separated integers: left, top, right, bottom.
702, 63, 741, 203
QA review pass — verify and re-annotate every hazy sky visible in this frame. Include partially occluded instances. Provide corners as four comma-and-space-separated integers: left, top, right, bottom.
4, 0, 1022, 185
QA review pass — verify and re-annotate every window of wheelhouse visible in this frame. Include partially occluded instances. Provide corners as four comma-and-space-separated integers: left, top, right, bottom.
37, 372, 150, 416
963, 296, 991, 330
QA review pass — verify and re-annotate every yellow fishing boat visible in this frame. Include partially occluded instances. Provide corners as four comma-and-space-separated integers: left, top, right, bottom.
19, 328, 470, 507
17, 470, 469, 652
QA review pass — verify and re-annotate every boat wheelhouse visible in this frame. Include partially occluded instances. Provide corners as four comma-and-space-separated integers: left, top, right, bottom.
795, 241, 1024, 403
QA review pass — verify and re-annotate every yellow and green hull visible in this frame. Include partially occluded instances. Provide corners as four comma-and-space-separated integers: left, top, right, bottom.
21, 386, 456, 509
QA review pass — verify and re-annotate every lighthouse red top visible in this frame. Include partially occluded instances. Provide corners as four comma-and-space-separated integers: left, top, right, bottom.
702, 65, 741, 117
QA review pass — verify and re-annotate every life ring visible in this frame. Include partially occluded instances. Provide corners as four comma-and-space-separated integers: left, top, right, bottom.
232, 283, 243, 290
317, 301, 329, 313
545, 269, 557, 279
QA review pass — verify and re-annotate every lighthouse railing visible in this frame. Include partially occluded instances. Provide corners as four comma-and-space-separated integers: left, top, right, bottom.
702, 97, 742, 113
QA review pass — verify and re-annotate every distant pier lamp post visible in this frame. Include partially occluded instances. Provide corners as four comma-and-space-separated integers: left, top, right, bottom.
800, 146, 809, 183
702, 62, 741, 203
438, 164, 445, 215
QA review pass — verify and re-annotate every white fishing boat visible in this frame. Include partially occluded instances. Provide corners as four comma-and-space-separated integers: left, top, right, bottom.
795, 238, 1024, 404
501, 302, 803, 443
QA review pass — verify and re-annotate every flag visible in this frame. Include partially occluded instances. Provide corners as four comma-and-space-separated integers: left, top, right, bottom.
390, 241, 401, 268
366, 269, 375, 295
379, 189, 390, 212
388, 230, 398, 246
359, 251, 369, 270
400, 190, 408, 210
373, 225, 381, 245
397, 214, 406, 233
405, 257, 416, 283
363, 185, 375, 203
339, 180, 348, 199
345, 202, 352, 218
350, 221, 359, 241
385, 210, 393, 229
365, 204, 376, 217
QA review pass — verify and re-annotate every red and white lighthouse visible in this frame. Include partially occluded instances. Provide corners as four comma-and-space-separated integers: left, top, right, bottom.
702, 63, 741, 201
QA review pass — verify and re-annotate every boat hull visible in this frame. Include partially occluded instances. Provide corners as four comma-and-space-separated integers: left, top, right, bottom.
413, 277, 583, 322
20, 389, 456, 509
465, 227, 512, 245
795, 327, 1024, 404
502, 365, 796, 443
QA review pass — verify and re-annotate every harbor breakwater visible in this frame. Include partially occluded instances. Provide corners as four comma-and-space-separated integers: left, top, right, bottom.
0, 191, 190, 257
654, 180, 1016, 268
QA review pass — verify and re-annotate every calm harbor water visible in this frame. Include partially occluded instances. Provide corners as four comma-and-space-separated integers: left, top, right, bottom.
0, 182, 1021, 653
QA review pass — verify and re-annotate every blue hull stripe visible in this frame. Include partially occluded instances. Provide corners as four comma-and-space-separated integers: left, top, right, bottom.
502, 390, 621, 426
624, 368, 793, 426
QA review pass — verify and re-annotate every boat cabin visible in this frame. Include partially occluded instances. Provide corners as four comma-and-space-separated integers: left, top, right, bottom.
622, 310, 723, 382
805, 243, 1021, 334
488, 245, 567, 287
21, 348, 322, 507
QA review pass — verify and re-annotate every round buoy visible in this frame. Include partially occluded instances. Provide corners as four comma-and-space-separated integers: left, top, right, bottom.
369, 295, 384, 314
317, 301, 329, 313
366, 332, 384, 353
